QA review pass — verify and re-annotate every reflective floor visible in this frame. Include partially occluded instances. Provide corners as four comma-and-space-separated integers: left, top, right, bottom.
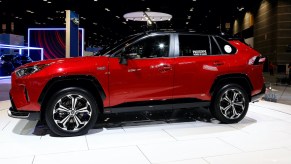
1, 100, 291, 164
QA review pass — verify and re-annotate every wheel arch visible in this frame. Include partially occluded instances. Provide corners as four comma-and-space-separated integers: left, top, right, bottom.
210, 74, 253, 101
38, 75, 105, 120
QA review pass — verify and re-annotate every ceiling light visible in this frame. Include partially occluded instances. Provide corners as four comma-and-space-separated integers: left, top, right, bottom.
116, 16, 120, 18
43, 0, 47, 1
47, 1, 51, 3
94, 0, 98, 1
105, 8, 110, 12
190, 8, 194, 12
187, 16, 191, 19
122, 22, 127, 24
237, 7, 244, 11
186, 22, 189, 24
93, 22, 97, 25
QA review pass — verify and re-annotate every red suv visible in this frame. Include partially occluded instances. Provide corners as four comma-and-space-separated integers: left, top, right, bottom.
8, 32, 266, 136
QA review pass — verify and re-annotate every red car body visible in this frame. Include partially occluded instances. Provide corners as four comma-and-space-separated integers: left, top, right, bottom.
8, 32, 265, 136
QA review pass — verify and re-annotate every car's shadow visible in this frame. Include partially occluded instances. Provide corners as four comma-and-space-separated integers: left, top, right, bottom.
12, 107, 257, 137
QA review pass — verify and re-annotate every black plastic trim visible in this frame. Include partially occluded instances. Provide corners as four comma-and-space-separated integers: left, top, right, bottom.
210, 74, 253, 94
8, 96, 40, 120
38, 75, 106, 105
104, 98, 210, 113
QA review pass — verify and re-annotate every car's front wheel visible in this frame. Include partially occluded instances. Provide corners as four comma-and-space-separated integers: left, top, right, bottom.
211, 84, 249, 123
45, 87, 98, 137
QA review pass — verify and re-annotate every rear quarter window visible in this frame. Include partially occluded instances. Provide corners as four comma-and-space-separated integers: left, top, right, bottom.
214, 36, 237, 54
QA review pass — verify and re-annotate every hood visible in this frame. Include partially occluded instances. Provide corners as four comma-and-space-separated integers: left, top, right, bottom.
16, 56, 106, 69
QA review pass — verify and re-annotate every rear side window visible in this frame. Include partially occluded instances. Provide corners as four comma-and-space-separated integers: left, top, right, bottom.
179, 35, 210, 56
214, 36, 237, 54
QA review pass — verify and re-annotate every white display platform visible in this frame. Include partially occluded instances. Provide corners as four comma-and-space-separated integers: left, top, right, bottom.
1, 100, 291, 164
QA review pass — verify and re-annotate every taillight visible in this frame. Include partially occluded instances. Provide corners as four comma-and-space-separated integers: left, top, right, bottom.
248, 55, 266, 65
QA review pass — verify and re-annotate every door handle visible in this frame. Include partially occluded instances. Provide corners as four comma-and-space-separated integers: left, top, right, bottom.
157, 64, 172, 72
213, 61, 224, 66
128, 68, 141, 72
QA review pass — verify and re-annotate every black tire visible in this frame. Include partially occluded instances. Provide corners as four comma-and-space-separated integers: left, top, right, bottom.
45, 87, 98, 137
211, 84, 249, 123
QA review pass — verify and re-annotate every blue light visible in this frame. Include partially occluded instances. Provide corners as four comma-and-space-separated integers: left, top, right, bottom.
28, 28, 85, 57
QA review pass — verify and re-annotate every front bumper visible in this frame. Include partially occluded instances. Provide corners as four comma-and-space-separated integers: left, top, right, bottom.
8, 95, 40, 120
251, 84, 266, 102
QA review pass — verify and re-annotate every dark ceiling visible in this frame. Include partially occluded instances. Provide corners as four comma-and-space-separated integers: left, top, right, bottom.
0, 0, 261, 47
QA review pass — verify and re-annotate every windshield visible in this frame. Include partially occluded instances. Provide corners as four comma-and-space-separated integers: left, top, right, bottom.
98, 33, 145, 56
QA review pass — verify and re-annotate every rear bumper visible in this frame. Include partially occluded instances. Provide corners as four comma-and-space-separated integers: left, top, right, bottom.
251, 84, 266, 102
8, 95, 40, 120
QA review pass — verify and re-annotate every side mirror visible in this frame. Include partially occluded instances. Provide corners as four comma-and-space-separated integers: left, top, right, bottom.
119, 55, 128, 65
119, 48, 138, 64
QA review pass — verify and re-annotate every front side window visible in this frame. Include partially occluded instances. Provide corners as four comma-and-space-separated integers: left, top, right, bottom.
179, 35, 210, 56
122, 35, 170, 59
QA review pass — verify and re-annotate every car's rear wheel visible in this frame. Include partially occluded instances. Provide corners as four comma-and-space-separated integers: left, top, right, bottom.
211, 84, 249, 123
45, 87, 98, 137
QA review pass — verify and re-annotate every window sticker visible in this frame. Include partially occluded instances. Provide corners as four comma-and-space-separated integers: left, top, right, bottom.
224, 45, 232, 53
192, 50, 207, 56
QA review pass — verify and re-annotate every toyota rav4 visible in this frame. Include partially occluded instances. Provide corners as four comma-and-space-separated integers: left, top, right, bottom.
8, 32, 266, 136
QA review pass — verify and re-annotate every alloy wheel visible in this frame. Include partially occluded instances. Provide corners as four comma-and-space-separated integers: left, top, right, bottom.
52, 94, 92, 132
219, 89, 246, 119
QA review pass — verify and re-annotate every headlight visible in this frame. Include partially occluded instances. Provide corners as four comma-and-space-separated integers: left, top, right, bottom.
15, 64, 50, 77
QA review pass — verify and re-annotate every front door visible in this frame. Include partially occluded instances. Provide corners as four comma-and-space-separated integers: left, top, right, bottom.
108, 34, 174, 107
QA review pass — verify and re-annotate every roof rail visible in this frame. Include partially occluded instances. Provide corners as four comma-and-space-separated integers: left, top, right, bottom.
218, 32, 246, 43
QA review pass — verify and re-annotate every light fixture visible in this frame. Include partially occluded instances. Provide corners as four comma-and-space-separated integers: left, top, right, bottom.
43, 0, 47, 1
94, 0, 98, 1
116, 16, 120, 18
237, 7, 244, 11
105, 8, 110, 12
187, 16, 191, 19
26, 10, 34, 14
47, 1, 51, 3
122, 22, 127, 24
186, 22, 189, 24
190, 7, 194, 12
159, 43, 165, 49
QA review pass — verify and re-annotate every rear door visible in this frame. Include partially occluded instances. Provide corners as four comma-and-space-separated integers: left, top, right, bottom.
173, 34, 235, 101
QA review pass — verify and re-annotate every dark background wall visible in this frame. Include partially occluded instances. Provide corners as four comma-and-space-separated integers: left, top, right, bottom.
233, 0, 291, 67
